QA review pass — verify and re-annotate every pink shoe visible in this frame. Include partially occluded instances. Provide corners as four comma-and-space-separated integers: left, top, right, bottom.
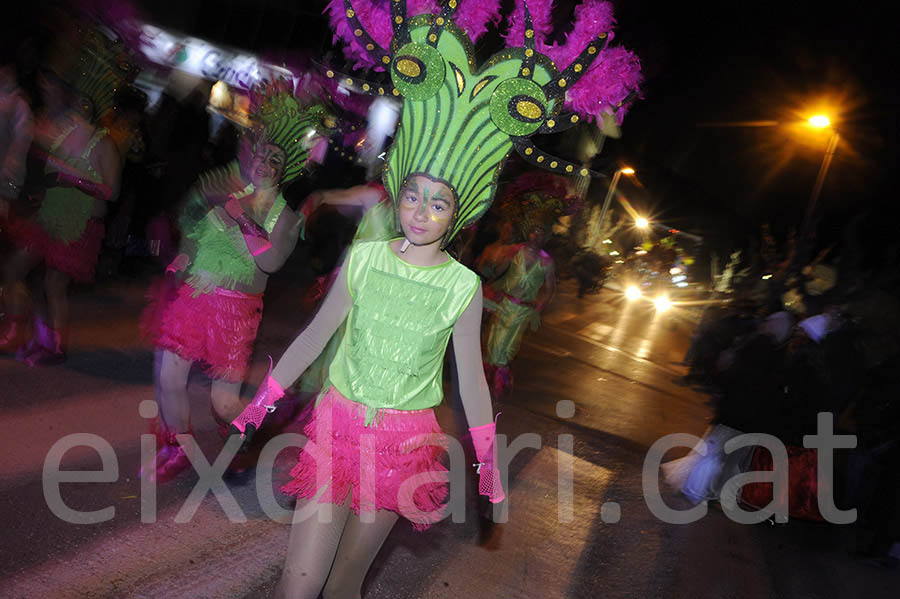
22, 345, 66, 366
139, 430, 193, 484
19, 318, 66, 366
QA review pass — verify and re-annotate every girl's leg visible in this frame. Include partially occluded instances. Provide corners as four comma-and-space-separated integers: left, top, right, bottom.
19, 267, 72, 364
321, 508, 399, 599
275, 497, 352, 599
156, 349, 193, 432
0, 249, 41, 351
210, 378, 244, 424
1, 248, 41, 317
140, 349, 195, 482
43, 267, 70, 332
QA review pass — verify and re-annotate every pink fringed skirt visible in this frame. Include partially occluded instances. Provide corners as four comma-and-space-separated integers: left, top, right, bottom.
6, 216, 104, 283
281, 386, 449, 530
141, 280, 263, 383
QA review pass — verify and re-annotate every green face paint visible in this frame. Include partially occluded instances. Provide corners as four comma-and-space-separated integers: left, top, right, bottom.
398, 175, 455, 241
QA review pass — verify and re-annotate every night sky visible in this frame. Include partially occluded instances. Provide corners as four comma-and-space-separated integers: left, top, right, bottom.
607, 0, 898, 252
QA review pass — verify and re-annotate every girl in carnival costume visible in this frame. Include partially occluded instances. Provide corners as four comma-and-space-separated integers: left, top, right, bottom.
1, 26, 136, 364
228, 1, 641, 597
138, 79, 333, 483
481, 171, 576, 400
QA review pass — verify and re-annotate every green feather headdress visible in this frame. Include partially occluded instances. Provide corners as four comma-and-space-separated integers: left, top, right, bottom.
251, 79, 336, 184
55, 27, 139, 122
328, 0, 636, 247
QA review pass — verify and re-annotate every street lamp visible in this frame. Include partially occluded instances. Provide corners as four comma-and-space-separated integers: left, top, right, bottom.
808, 114, 830, 128
592, 166, 634, 247
798, 114, 839, 250
635, 216, 649, 229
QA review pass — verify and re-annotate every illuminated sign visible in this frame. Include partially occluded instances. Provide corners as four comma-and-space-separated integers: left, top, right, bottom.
138, 24, 291, 89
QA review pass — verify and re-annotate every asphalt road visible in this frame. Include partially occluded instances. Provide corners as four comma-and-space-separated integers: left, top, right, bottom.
0, 260, 897, 598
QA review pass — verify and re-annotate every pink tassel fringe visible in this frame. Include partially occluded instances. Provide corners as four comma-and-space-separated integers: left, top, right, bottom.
281, 388, 450, 530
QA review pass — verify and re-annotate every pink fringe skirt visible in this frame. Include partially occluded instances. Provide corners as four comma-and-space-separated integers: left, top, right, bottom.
141, 280, 263, 383
281, 386, 449, 530
6, 216, 104, 283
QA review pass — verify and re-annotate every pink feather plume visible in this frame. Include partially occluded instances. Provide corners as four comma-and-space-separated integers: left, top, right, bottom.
564, 46, 643, 124
326, 0, 394, 71
328, 0, 508, 69
543, 0, 617, 67
453, 0, 504, 44
502, 0, 556, 51
503, 0, 641, 125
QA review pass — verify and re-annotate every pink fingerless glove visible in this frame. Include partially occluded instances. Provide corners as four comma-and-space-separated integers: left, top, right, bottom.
166, 253, 190, 274
230, 367, 285, 441
469, 417, 505, 503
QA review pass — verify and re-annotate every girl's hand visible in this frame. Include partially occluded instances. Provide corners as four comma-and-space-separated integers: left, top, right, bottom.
166, 253, 191, 275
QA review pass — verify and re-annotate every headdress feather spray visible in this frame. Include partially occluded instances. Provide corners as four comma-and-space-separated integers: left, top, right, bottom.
249, 79, 336, 184
326, 0, 642, 246
57, 26, 140, 122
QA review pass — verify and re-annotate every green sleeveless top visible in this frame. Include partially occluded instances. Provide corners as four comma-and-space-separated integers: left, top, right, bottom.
494, 246, 549, 303
36, 125, 108, 243
184, 179, 288, 290
325, 240, 480, 425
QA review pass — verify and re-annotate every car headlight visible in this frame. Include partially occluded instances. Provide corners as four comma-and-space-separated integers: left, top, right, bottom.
654, 295, 672, 312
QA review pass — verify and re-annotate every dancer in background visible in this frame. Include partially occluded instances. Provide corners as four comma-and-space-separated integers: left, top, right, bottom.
139, 80, 332, 483
0, 61, 33, 224
227, 0, 641, 596
481, 171, 575, 400
1, 27, 135, 364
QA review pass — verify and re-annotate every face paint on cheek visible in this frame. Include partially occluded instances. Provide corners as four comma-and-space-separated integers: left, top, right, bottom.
421, 186, 453, 224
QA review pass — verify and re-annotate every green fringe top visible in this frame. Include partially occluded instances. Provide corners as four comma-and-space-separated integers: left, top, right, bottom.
181, 162, 291, 290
